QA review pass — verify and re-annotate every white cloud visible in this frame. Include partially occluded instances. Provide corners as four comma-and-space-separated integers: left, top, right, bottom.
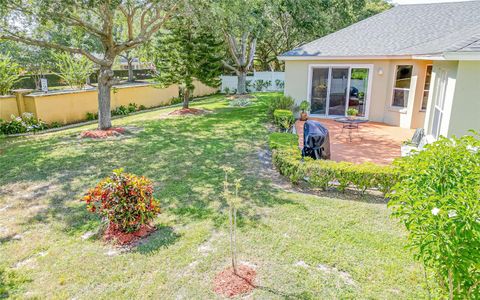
393, 0, 474, 4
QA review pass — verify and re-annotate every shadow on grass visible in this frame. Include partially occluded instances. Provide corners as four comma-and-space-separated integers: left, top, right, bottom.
135, 225, 180, 254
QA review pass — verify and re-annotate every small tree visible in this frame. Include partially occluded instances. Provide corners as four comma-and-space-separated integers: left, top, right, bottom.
153, 8, 223, 109
0, 53, 21, 95
54, 52, 94, 89
388, 133, 480, 299
222, 166, 242, 274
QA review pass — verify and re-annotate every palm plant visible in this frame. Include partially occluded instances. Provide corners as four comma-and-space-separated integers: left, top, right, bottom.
0, 54, 21, 95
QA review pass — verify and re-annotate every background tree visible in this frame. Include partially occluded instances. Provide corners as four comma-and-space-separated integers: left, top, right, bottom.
0, 0, 177, 129
153, 4, 223, 109
213, 0, 266, 94
256, 0, 392, 70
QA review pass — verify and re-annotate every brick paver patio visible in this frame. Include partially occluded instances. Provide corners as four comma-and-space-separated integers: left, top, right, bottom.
295, 118, 415, 165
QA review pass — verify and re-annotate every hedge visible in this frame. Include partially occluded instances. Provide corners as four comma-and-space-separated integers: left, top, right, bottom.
269, 133, 398, 195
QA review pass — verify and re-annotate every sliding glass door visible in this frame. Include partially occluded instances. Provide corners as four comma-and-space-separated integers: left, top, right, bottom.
310, 68, 329, 114
310, 65, 370, 117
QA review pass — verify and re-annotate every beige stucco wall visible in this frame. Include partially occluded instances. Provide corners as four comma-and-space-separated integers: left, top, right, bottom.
0, 95, 18, 120
284, 59, 432, 128
444, 61, 480, 137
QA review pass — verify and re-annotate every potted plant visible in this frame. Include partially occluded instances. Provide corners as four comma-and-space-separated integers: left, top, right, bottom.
299, 100, 310, 121
347, 108, 359, 120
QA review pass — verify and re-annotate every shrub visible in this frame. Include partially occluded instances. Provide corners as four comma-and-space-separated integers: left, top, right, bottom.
388, 134, 480, 299
229, 98, 251, 107
86, 112, 98, 121
171, 96, 183, 105
223, 87, 230, 94
0, 113, 48, 135
273, 109, 294, 132
127, 102, 138, 113
267, 95, 295, 118
0, 53, 21, 95
138, 105, 147, 111
54, 52, 93, 89
269, 134, 396, 194
83, 168, 161, 233
112, 105, 129, 116
275, 79, 285, 89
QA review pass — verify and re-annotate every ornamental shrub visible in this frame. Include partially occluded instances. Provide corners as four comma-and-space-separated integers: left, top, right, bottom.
388, 134, 480, 299
267, 95, 295, 118
83, 169, 161, 233
54, 52, 93, 89
0, 113, 48, 135
273, 109, 294, 132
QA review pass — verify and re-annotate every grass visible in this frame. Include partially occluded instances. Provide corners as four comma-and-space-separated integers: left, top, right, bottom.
0, 93, 428, 299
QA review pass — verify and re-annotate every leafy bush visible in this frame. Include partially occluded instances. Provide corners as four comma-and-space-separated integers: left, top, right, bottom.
138, 105, 147, 111
273, 109, 294, 132
388, 134, 480, 299
267, 95, 295, 118
223, 87, 230, 94
0, 53, 21, 95
127, 102, 138, 113
253, 80, 271, 92
170, 96, 183, 105
0, 113, 48, 135
54, 52, 93, 89
112, 105, 130, 116
83, 168, 161, 233
275, 79, 285, 89
229, 98, 251, 107
86, 112, 98, 121
269, 134, 396, 194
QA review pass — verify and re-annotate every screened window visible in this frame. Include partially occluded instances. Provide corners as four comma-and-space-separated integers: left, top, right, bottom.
392, 65, 413, 107
421, 65, 433, 111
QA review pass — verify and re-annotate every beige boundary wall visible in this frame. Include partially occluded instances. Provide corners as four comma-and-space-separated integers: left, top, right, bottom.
0, 81, 218, 124
283, 59, 432, 129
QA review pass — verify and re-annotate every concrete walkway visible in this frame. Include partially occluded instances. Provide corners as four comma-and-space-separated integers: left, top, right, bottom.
295, 118, 415, 165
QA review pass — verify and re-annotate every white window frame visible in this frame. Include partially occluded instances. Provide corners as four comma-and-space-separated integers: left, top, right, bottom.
420, 64, 433, 112
391, 64, 413, 108
306, 63, 374, 119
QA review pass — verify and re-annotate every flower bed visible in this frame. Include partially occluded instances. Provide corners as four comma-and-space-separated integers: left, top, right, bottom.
269, 133, 397, 195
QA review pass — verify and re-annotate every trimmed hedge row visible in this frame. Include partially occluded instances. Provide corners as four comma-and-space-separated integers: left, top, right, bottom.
269, 133, 397, 195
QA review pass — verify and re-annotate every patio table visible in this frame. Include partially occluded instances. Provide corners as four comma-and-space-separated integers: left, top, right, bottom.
334, 117, 369, 142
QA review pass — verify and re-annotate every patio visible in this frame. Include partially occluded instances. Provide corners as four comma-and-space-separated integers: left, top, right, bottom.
295, 118, 415, 165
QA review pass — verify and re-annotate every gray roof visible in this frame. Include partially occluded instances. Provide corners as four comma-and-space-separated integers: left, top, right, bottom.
281, 1, 480, 58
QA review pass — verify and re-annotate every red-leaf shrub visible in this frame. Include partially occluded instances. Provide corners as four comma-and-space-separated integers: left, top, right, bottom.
83, 169, 160, 233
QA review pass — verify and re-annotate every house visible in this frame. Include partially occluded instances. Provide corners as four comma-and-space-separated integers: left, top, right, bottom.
279, 1, 480, 140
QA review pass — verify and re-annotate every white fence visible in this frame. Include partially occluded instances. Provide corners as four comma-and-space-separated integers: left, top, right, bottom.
220, 71, 285, 93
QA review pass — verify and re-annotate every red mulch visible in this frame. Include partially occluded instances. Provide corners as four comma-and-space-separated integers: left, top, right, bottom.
213, 265, 256, 298
80, 127, 126, 139
168, 108, 206, 116
103, 223, 156, 245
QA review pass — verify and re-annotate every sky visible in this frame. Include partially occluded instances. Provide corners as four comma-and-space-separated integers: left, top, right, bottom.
392, 0, 474, 4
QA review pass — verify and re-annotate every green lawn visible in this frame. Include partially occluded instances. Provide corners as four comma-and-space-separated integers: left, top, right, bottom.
0, 93, 428, 299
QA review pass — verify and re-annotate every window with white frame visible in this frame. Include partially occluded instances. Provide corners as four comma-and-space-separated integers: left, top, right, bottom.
421, 65, 433, 111
392, 65, 413, 107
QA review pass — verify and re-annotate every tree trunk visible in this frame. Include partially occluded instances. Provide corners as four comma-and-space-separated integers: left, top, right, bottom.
97, 66, 114, 130
237, 71, 247, 94
127, 58, 134, 82
183, 88, 190, 109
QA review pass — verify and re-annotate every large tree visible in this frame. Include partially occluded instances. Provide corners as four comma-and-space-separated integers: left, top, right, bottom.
153, 3, 223, 109
213, 0, 266, 95
0, 0, 176, 129
256, 0, 392, 70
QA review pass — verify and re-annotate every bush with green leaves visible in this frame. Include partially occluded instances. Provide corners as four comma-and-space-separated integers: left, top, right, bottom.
273, 109, 294, 132
267, 95, 295, 118
0, 53, 21, 95
54, 52, 93, 89
388, 134, 480, 299
269, 133, 397, 195
0, 113, 48, 135
86, 112, 98, 121
275, 79, 285, 89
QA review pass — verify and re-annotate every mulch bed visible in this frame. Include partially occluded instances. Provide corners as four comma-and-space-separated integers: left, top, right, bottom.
213, 265, 257, 298
168, 108, 208, 116
103, 223, 156, 246
80, 127, 126, 139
